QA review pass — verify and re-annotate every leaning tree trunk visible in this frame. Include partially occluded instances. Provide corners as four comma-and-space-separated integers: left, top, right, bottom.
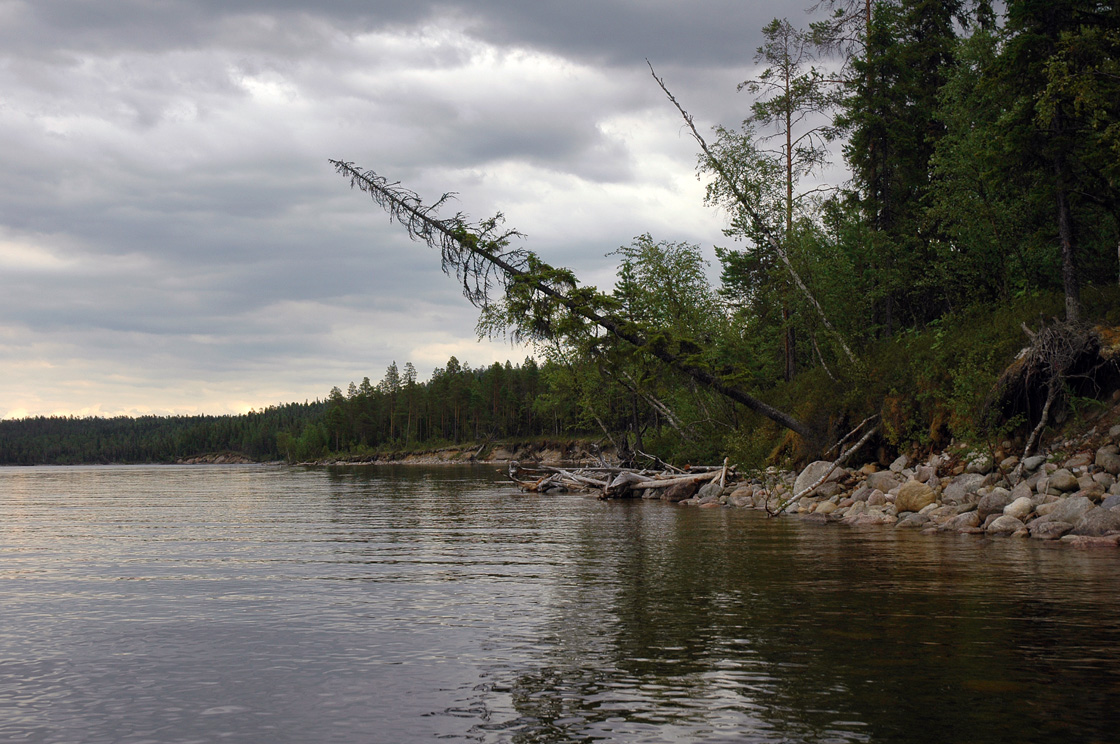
331, 160, 818, 442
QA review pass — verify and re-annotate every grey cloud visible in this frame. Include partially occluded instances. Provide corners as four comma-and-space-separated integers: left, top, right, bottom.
8, 0, 791, 67
0, 0, 810, 416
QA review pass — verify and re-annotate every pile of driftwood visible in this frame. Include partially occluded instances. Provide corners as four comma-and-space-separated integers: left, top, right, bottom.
507, 459, 734, 500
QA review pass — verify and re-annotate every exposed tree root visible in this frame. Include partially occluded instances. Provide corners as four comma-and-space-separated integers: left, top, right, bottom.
986, 321, 1119, 458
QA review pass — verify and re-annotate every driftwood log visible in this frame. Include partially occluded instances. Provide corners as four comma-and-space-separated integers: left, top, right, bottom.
507, 461, 733, 500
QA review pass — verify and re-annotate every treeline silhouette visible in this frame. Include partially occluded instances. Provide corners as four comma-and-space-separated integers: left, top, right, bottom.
278, 357, 599, 462
0, 356, 614, 465
0, 403, 324, 465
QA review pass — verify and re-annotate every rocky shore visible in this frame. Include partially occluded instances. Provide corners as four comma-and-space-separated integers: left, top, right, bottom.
310, 440, 613, 467
673, 424, 1120, 548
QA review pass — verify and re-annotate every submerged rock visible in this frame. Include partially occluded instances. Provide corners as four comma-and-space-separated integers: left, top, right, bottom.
1060, 534, 1120, 548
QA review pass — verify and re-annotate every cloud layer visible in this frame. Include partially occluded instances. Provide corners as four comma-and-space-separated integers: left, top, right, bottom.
0, 0, 813, 417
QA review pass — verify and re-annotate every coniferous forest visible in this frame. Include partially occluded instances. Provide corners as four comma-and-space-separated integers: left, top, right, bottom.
5, 0, 1119, 466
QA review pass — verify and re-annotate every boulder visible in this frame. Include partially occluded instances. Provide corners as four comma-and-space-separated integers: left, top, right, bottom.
896, 480, 936, 513
1048, 469, 1079, 493
696, 481, 724, 502
1063, 452, 1093, 470
1095, 447, 1120, 476
793, 460, 845, 496
966, 455, 994, 474
662, 481, 700, 502
866, 470, 900, 493
940, 511, 981, 532
1010, 481, 1033, 501
1101, 493, 1120, 510
1070, 507, 1120, 537
1030, 520, 1073, 540
896, 512, 931, 529
846, 501, 868, 517
1078, 473, 1101, 491
729, 485, 754, 500
987, 515, 1026, 534
814, 481, 845, 499
844, 512, 898, 526
1021, 455, 1046, 472
867, 489, 887, 506
977, 488, 1014, 520
814, 500, 839, 515
1045, 494, 1095, 524
942, 473, 988, 504
1003, 496, 1034, 522
889, 454, 910, 473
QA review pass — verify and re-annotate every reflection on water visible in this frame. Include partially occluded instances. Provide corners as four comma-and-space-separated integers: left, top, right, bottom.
2, 464, 1119, 743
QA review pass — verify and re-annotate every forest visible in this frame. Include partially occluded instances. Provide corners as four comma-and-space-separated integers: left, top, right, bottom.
326, 0, 1120, 466
4, 0, 1118, 467
0, 404, 323, 465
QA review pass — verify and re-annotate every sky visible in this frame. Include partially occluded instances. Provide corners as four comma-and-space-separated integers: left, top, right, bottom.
0, 0, 822, 418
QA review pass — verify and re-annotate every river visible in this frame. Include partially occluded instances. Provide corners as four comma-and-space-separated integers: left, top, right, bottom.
2, 464, 1119, 743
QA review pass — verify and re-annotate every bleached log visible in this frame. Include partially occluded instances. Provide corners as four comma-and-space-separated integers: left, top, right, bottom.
639, 470, 722, 489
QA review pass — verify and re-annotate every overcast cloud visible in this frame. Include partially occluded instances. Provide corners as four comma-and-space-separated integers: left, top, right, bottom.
0, 0, 819, 418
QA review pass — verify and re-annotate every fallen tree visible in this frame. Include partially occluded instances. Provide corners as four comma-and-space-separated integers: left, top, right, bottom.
508, 461, 731, 500
330, 159, 817, 442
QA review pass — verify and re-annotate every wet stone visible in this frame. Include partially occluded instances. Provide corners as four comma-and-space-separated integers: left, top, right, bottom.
1071, 507, 1120, 537
988, 515, 1026, 535
1030, 520, 1073, 540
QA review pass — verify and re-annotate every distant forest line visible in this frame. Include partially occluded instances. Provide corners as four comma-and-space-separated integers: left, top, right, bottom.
0, 357, 608, 465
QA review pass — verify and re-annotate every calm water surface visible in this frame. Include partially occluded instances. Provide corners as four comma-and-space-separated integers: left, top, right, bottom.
2, 464, 1120, 743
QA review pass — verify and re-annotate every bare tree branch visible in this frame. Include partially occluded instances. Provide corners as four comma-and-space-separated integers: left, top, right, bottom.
648, 63, 860, 369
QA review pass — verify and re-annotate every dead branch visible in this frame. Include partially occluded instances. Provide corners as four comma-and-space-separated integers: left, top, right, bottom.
648, 63, 860, 370
768, 423, 879, 516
